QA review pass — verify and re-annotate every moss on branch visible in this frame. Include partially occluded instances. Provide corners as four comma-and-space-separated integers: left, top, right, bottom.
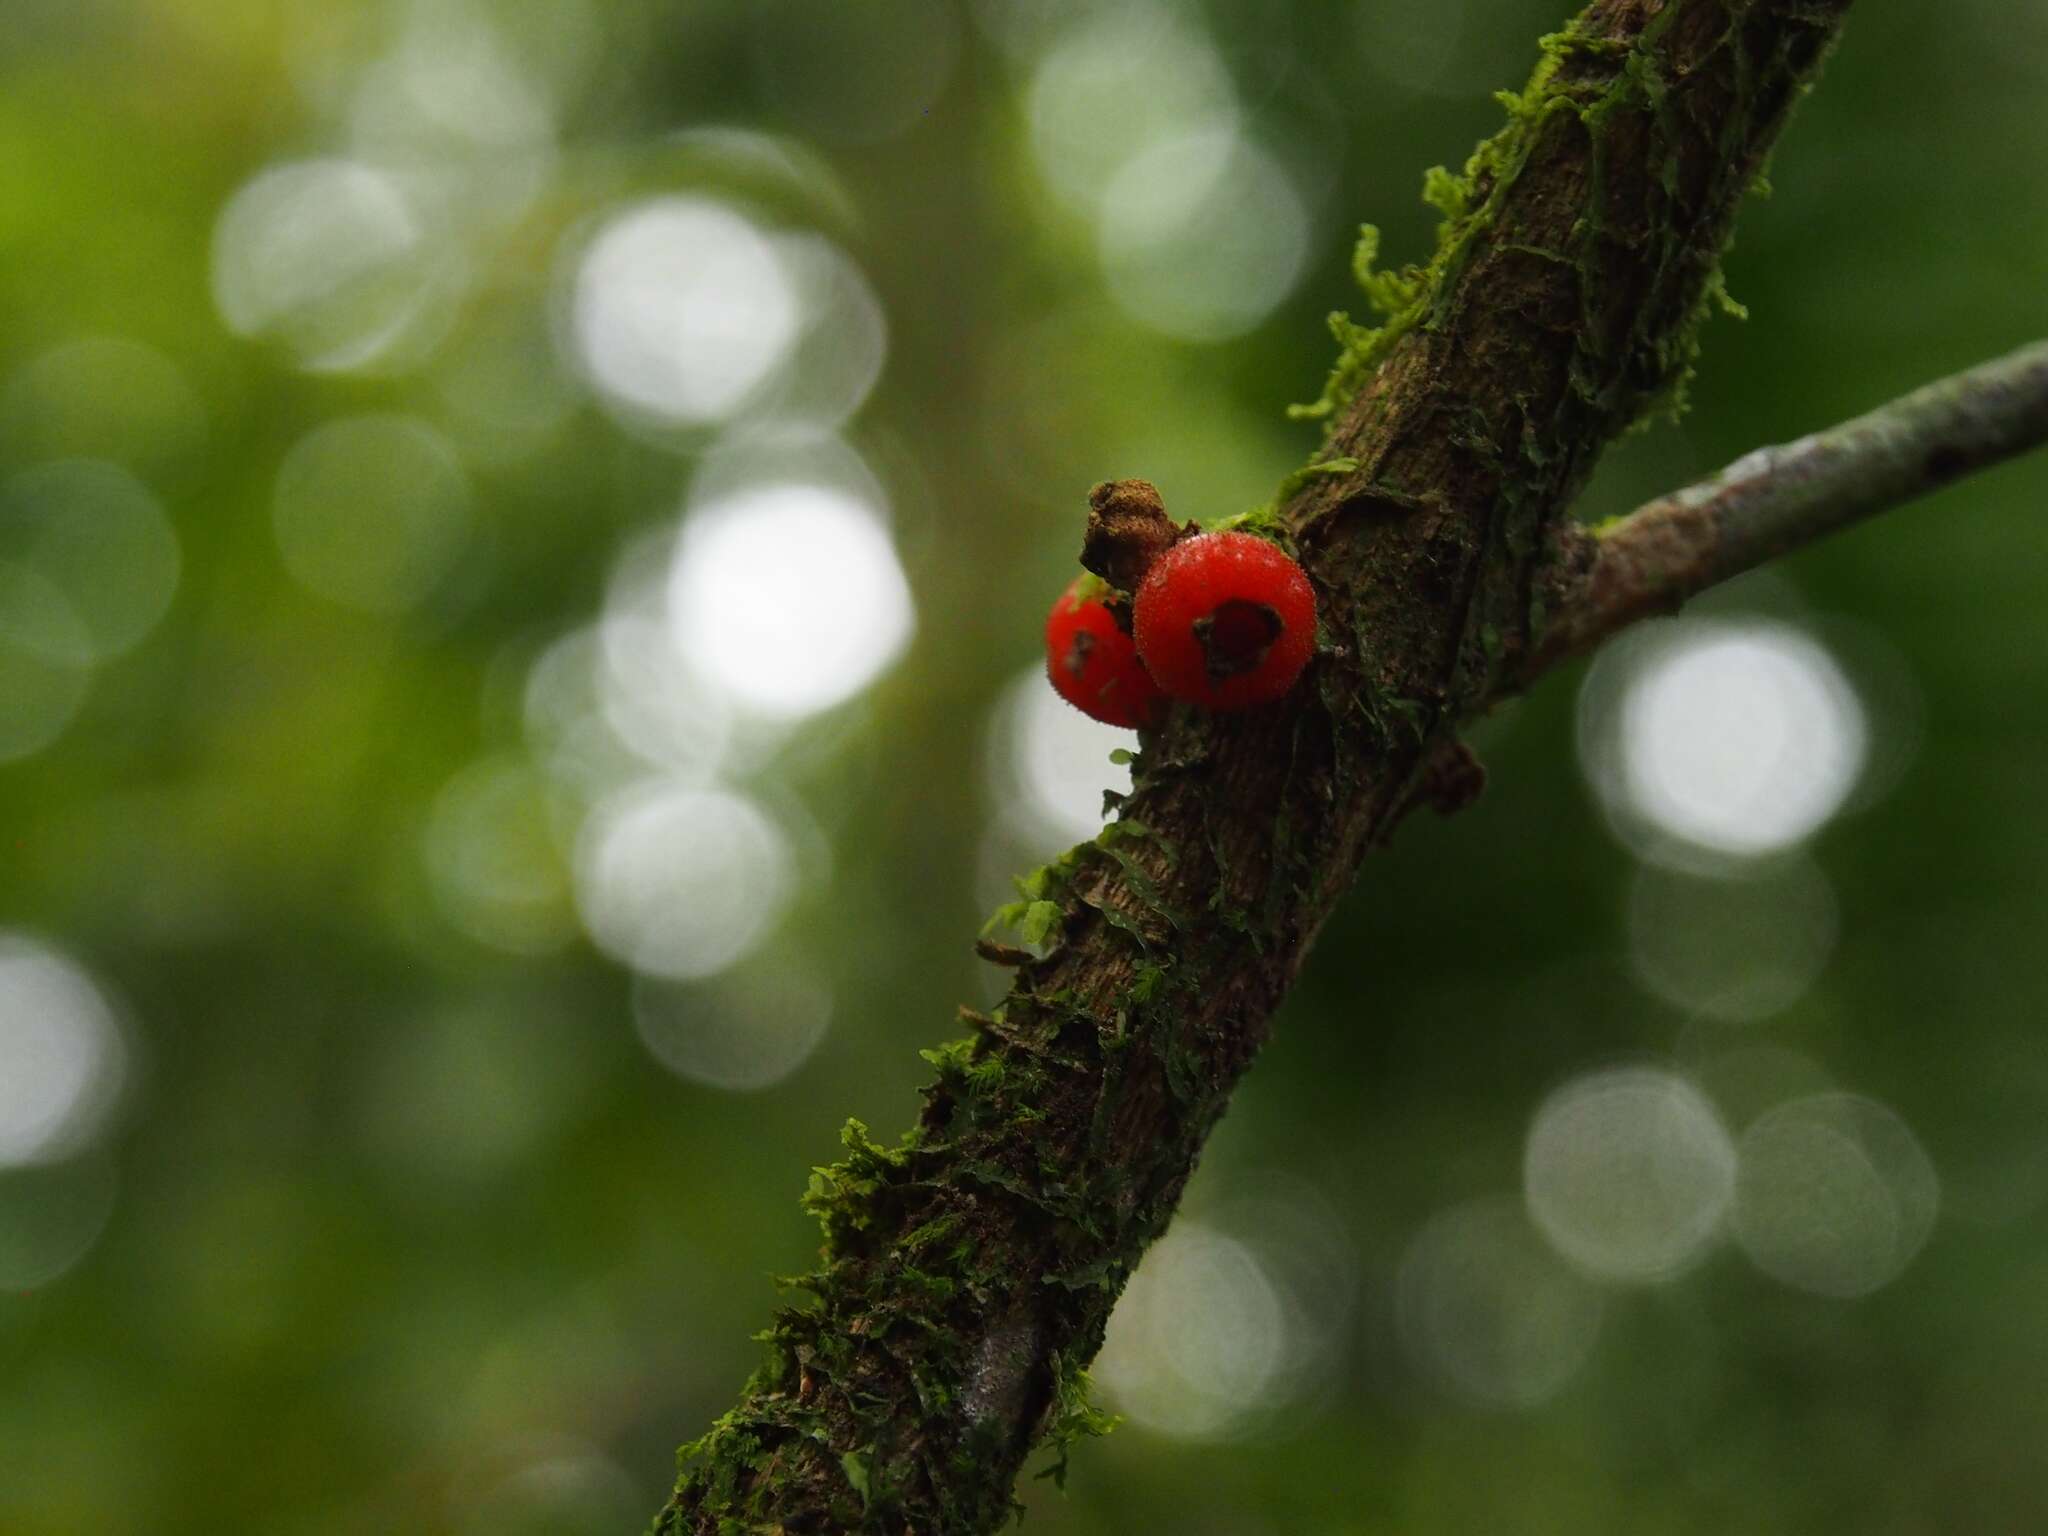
653, 3, 1854, 1532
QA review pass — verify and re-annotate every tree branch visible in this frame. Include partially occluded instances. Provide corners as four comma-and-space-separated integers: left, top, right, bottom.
655, 3, 1856, 1531
1522, 337, 2048, 684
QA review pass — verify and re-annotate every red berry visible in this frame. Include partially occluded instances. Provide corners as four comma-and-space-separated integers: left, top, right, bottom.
1132, 531, 1316, 710
1044, 575, 1165, 729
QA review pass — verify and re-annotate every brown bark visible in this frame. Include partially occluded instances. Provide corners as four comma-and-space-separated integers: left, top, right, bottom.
656, 3, 1856, 1531
1520, 337, 2048, 685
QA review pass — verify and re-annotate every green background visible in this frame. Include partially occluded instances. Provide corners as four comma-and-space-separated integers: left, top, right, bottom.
3, 1, 2047, 1531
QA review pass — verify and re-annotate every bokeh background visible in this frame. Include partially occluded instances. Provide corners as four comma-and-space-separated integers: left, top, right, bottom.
4, 1, 2047, 1531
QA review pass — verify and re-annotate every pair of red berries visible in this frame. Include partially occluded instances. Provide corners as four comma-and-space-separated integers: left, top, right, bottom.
1045, 530, 1317, 728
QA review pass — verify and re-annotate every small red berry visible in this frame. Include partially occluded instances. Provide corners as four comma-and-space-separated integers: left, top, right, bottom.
1133, 531, 1316, 710
1044, 575, 1165, 729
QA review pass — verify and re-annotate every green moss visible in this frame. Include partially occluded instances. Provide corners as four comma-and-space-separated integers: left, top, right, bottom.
663, 8, 1848, 1530
1287, 225, 1430, 424
838, 1451, 872, 1509
1283, 28, 1595, 431
1249, 455, 1360, 516
981, 845, 1087, 946
1283, 13, 1755, 476
900, 1213, 963, 1253
800, 1119, 908, 1250
1034, 1351, 1118, 1491
1291, 66, 1526, 429
1066, 570, 1111, 604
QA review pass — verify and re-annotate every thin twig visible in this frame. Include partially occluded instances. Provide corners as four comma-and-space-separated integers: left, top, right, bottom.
1524, 338, 2048, 684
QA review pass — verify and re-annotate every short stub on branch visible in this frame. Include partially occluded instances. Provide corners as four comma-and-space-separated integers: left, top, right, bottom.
1080, 478, 1189, 593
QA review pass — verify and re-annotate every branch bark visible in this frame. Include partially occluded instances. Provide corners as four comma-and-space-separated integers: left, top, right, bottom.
655, 3, 1856, 1531
1521, 337, 2048, 684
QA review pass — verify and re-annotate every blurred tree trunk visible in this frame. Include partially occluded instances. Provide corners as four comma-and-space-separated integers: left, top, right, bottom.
654, 1, 1858, 1531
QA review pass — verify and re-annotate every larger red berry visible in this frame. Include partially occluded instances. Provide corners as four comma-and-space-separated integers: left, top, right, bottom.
1133, 531, 1316, 710
1045, 575, 1164, 729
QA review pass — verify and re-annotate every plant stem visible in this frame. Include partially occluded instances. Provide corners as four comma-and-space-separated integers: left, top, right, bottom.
656, 4, 1857, 1531
1522, 338, 2048, 683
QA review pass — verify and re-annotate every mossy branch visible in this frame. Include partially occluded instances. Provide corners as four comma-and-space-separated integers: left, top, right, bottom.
653, 3, 1855, 1532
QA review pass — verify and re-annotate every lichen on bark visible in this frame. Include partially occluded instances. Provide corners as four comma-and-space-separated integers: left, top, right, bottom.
652, 3, 1855, 1532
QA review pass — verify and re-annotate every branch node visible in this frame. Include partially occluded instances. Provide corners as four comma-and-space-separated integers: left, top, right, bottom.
1081, 479, 1190, 593
1420, 738, 1487, 818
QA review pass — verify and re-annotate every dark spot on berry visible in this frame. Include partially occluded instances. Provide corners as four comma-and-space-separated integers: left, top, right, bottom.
1192, 599, 1282, 681
1060, 628, 1096, 680
1924, 444, 1967, 483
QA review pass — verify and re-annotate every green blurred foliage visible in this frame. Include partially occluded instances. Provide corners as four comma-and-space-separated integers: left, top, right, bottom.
2, 1, 2048, 1532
